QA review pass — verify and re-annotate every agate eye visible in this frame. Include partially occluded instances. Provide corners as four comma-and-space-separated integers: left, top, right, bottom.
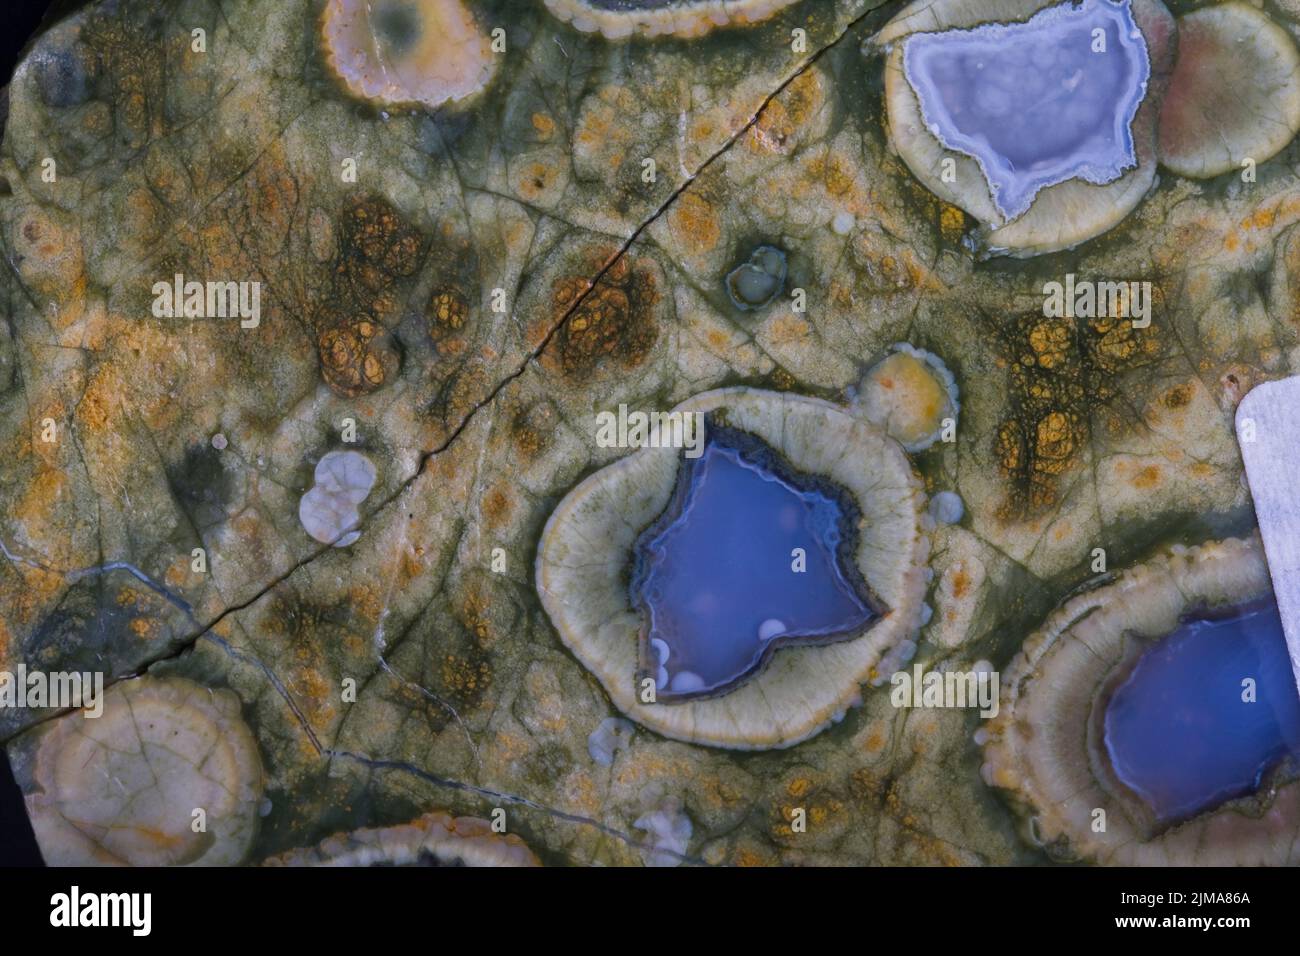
321, 0, 497, 109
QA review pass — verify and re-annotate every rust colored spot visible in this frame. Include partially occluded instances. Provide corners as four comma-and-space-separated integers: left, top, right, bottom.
939, 204, 966, 242
531, 112, 556, 140
769, 368, 796, 391
517, 161, 557, 201
1132, 464, 1162, 489
1163, 383, 1194, 408
752, 70, 822, 153
950, 568, 971, 600
667, 190, 720, 254
989, 305, 1164, 518
319, 319, 398, 397
549, 250, 661, 378
442, 653, 492, 707
482, 485, 512, 528
429, 287, 468, 330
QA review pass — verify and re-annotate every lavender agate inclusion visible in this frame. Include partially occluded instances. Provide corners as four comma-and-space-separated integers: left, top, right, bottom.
902, 0, 1151, 221
1103, 601, 1300, 823
630, 424, 882, 702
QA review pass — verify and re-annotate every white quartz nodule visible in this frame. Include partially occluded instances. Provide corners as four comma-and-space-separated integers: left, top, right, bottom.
298, 450, 377, 547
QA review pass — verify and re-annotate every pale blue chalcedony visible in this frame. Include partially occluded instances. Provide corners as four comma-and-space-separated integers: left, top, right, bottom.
631, 427, 879, 701
1103, 600, 1300, 823
902, 0, 1151, 221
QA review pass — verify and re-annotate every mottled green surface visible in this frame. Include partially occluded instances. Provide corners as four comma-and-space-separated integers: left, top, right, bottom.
3, 0, 1300, 865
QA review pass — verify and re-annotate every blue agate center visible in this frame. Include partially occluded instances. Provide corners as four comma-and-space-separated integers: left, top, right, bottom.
902, 0, 1150, 221
631, 427, 879, 701
1103, 600, 1300, 823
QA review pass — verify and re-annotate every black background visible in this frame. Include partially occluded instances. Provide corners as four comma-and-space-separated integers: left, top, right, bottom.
2, 0, 62, 86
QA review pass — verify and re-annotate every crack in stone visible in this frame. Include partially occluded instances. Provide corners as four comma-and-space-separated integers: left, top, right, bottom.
3, 6, 887, 859
201, 2, 885, 635
0, 536, 195, 616
42, 6, 886, 696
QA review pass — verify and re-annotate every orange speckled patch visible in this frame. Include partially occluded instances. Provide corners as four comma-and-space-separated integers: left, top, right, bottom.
15, 467, 70, 544
950, 568, 971, 600
481, 485, 512, 528
733, 846, 770, 867
667, 191, 720, 254
1131, 464, 1162, 489
531, 112, 555, 140
767, 313, 811, 347
516, 161, 558, 202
